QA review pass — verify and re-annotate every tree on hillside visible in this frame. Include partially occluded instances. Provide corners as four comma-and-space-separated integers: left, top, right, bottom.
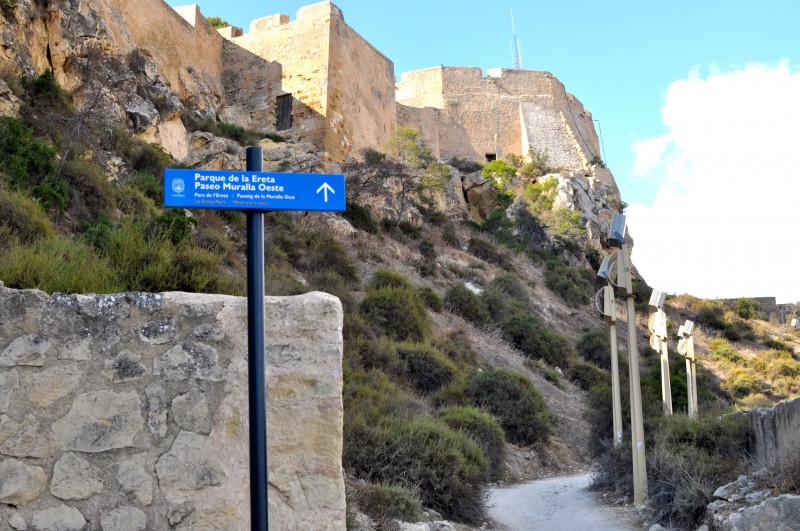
344, 128, 449, 222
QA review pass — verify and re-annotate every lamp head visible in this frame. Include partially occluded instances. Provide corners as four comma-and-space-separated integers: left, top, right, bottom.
597, 255, 612, 280
609, 214, 627, 247
649, 289, 666, 309
682, 319, 695, 336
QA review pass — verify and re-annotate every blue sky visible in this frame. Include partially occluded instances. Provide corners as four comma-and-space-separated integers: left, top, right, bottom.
169, 1, 800, 302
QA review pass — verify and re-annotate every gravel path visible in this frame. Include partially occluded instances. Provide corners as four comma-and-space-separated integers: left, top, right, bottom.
487, 473, 639, 530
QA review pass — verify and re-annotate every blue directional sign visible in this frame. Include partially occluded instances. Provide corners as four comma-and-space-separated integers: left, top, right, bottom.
164, 169, 345, 212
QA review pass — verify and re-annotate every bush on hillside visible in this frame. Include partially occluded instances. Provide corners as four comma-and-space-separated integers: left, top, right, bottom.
464, 369, 552, 446
577, 328, 613, 370
396, 342, 459, 394
0, 235, 121, 294
360, 280, 430, 342
0, 186, 54, 245
468, 237, 511, 269
543, 259, 594, 308
417, 286, 444, 312
567, 361, 610, 391
444, 284, 489, 326
343, 371, 488, 524
648, 414, 749, 527
438, 406, 506, 480
500, 312, 575, 368
348, 482, 423, 527
0, 116, 62, 208
734, 298, 764, 320
343, 200, 379, 234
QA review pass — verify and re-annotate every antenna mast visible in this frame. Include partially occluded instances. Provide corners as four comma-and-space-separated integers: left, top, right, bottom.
510, 8, 522, 69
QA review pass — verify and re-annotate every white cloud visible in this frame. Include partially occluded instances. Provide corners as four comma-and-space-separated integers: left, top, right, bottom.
627, 62, 800, 303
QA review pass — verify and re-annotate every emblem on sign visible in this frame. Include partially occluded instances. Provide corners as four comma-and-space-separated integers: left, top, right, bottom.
172, 178, 186, 194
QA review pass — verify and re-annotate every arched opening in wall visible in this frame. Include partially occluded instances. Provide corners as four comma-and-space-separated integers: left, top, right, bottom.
276, 94, 293, 131
485, 153, 497, 162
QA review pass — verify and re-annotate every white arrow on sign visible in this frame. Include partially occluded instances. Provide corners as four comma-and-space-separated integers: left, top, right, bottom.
316, 182, 335, 202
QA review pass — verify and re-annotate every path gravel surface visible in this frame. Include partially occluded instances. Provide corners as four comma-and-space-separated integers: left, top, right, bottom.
487, 473, 639, 530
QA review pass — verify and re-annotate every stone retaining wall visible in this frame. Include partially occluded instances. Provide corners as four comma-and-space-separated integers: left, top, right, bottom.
738, 397, 800, 466
0, 283, 345, 530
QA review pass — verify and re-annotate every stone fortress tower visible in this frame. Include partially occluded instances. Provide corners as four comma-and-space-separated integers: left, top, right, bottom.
172, 0, 613, 189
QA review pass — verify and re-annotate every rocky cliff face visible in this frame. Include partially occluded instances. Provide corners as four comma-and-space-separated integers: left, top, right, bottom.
0, 0, 623, 251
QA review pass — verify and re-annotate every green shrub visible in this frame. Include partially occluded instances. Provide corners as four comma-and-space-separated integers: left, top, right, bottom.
481, 272, 530, 322
21, 69, 71, 110
153, 209, 197, 244
518, 149, 551, 179
442, 224, 460, 247
431, 329, 478, 372
58, 159, 115, 222
343, 201, 379, 233
345, 336, 402, 374
468, 237, 511, 269
708, 337, 743, 364
439, 406, 505, 480
0, 116, 58, 198
367, 268, 413, 291
500, 312, 575, 368
0, 236, 121, 294
360, 285, 430, 342
482, 160, 517, 195
129, 171, 163, 203
567, 361, 610, 391
309, 270, 356, 313
723, 368, 769, 399
343, 371, 488, 523
0, 186, 54, 244
543, 260, 594, 308
396, 342, 458, 394
181, 113, 269, 145
648, 414, 749, 527
464, 369, 552, 446
489, 272, 530, 304
398, 220, 421, 238
444, 284, 489, 326
577, 328, 612, 370
417, 286, 443, 312
105, 128, 172, 175
278, 232, 358, 284
348, 482, 423, 526
734, 298, 764, 320
480, 285, 522, 322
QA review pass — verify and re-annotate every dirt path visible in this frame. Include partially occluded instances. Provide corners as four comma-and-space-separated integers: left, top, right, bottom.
487, 473, 639, 530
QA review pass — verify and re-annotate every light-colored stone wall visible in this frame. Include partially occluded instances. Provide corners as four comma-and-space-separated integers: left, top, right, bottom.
224, 1, 395, 162
325, 6, 396, 162
738, 397, 800, 466
0, 284, 345, 530
226, 3, 333, 151
396, 66, 603, 172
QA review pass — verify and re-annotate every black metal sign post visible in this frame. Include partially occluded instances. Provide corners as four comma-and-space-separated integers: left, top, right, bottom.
245, 147, 268, 531
164, 149, 345, 531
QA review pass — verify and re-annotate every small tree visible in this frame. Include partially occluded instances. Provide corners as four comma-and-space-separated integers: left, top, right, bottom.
344, 128, 448, 222
206, 16, 231, 29
384, 127, 434, 168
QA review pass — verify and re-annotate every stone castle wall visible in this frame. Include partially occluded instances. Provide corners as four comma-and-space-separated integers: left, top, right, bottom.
0, 284, 345, 530
224, 2, 395, 161
396, 66, 602, 171
325, 8, 396, 163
